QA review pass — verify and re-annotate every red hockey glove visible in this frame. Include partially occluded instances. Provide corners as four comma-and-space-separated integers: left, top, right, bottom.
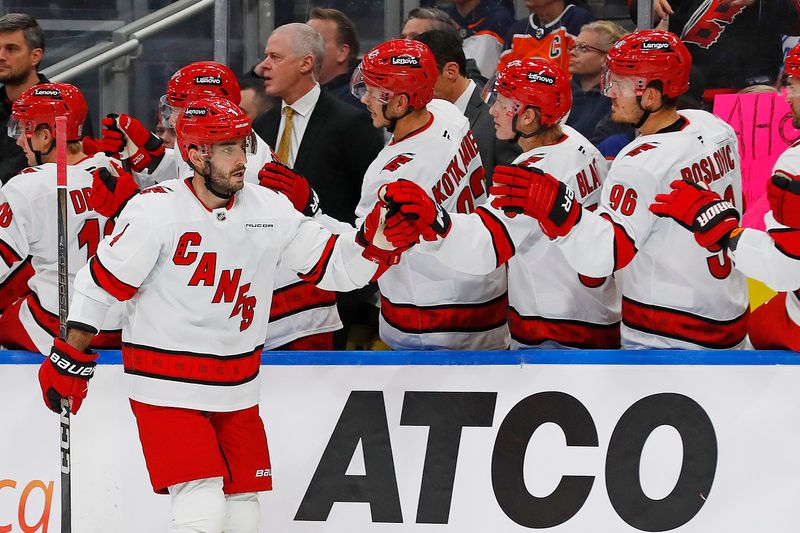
88, 160, 140, 218
768, 172, 800, 228
356, 200, 418, 266
101, 114, 165, 172
38, 339, 98, 415
650, 179, 740, 251
490, 164, 581, 239
81, 136, 120, 158
381, 179, 451, 241
258, 161, 320, 216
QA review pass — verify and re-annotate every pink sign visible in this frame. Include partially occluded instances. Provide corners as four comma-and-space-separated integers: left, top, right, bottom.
713, 92, 800, 229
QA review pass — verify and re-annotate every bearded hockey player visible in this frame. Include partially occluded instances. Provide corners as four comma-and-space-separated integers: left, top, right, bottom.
87, 61, 343, 351
386, 57, 620, 349
489, 30, 749, 349
652, 42, 800, 350
36, 97, 420, 533
0, 82, 122, 352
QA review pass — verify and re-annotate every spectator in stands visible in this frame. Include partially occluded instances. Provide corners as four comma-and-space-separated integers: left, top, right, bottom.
0, 14, 93, 184
401, 7, 487, 86
238, 76, 277, 120
415, 29, 501, 179
252, 23, 384, 349
567, 20, 628, 142
306, 7, 363, 108
631, 0, 800, 96
500, 0, 594, 75
441, 0, 515, 78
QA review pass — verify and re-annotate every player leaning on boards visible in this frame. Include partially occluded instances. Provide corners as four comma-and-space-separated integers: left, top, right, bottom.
0, 83, 122, 352
85, 60, 345, 351
260, 39, 510, 350
484, 29, 749, 349
388, 57, 621, 349
36, 98, 420, 533
651, 43, 800, 351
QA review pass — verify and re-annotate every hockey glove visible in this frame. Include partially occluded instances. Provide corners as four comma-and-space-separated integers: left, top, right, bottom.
650, 179, 740, 251
490, 164, 581, 239
356, 200, 419, 266
381, 179, 451, 241
258, 162, 320, 216
88, 160, 140, 218
768, 172, 800, 228
101, 114, 165, 172
38, 339, 98, 415
81, 136, 118, 158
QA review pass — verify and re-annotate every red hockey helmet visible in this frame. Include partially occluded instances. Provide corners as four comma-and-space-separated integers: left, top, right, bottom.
603, 29, 692, 99
351, 39, 438, 110
175, 97, 255, 162
161, 61, 241, 128
9, 83, 87, 141
784, 44, 800, 80
486, 58, 572, 126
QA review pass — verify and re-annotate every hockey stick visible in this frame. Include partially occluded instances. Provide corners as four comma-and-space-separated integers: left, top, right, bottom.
55, 116, 72, 533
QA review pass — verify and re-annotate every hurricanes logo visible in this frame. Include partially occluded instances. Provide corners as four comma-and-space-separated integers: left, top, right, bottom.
390, 55, 420, 67
641, 41, 670, 50
681, 0, 745, 49
33, 88, 61, 98
184, 107, 208, 116
194, 76, 222, 85
383, 153, 414, 172
527, 72, 555, 85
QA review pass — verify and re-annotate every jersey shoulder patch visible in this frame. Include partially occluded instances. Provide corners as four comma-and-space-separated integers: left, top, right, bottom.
382, 152, 416, 173
624, 142, 661, 158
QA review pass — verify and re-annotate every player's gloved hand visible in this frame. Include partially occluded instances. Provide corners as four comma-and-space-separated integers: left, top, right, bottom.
650, 179, 740, 251
490, 164, 581, 238
768, 172, 800, 228
88, 160, 140, 218
101, 114, 165, 172
38, 339, 98, 415
356, 200, 419, 265
381, 179, 451, 241
81, 136, 120, 158
258, 162, 320, 216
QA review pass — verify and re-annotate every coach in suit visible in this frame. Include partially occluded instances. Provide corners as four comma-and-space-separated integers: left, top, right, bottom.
252, 23, 383, 225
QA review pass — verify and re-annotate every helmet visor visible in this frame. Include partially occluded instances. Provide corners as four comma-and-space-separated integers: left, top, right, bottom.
481, 75, 499, 107
7, 117, 25, 140
159, 94, 184, 129
350, 65, 393, 103
601, 68, 647, 97
778, 68, 800, 98
199, 133, 257, 160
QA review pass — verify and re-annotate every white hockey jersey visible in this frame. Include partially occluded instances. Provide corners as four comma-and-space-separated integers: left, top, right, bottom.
134, 133, 341, 350
356, 99, 509, 350
69, 178, 379, 411
554, 109, 749, 349
0, 154, 123, 353
429, 126, 621, 349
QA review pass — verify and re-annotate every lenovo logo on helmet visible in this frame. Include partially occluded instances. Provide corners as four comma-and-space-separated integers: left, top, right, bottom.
390, 55, 420, 67
642, 41, 671, 51
33, 88, 61, 98
184, 107, 208, 116
194, 76, 222, 85
527, 72, 555, 85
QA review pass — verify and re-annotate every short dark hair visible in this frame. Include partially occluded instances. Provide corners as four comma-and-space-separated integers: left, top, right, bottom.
308, 7, 359, 59
0, 13, 45, 51
415, 30, 466, 77
404, 7, 454, 33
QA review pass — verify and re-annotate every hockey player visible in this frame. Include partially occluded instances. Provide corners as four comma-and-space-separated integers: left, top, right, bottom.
488, 30, 749, 349
36, 97, 419, 533
358, 39, 509, 349
88, 61, 343, 351
0, 82, 122, 352
259, 39, 509, 349
386, 57, 620, 349
650, 43, 800, 350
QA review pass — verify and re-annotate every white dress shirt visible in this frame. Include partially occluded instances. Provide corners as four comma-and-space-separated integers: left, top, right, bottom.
276, 83, 322, 167
453, 80, 477, 115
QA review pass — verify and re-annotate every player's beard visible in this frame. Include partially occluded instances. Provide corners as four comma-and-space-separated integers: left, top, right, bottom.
793, 105, 800, 129
206, 161, 246, 198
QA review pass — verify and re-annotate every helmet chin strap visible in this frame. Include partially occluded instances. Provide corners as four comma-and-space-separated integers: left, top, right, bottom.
27, 134, 56, 166
382, 102, 413, 134
633, 95, 664, 129
511, 107, 544, 143
199, 159, 234, 200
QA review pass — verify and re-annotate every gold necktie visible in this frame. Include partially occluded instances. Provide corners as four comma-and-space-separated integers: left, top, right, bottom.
276, 106, 294, 164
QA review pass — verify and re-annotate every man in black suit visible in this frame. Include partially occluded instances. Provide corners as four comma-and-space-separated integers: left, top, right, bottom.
415, 29, 520, 182
252, 22, 382, 225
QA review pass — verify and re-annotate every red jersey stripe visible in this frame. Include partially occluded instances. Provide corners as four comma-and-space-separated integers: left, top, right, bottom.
89, 256, 138, 301
270, 280, 337, 322
509, 307, 621, 349
381, 293, 508, 334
